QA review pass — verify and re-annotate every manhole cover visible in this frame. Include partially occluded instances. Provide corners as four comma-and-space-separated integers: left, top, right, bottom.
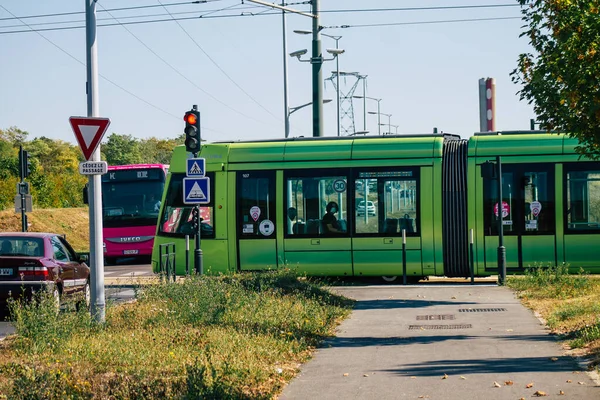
416, 314, 456, 321
458, 308, 507, 312
409, 324, 472, 330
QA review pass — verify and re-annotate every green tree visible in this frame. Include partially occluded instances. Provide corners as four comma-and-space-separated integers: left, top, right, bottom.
102, 133, 143, 165
512, 0, 600, 159
138, 136, 180, 165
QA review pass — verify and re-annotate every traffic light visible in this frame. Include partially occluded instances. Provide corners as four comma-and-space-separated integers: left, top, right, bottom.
184, 109, 201, 154
191, 206, 199, 231
19, 147, 31, 180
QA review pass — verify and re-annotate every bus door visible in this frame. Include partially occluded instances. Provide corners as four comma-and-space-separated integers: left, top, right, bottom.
483, 164, 556, 271
352, 169, 423, 279
237, 171, 278, 271
283, 170, 352, 276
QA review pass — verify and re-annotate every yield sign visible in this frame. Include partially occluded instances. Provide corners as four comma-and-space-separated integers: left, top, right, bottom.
69, 116, 111, 161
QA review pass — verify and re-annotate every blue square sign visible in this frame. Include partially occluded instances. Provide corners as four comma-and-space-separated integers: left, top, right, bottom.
186, 158, 205, 177
183, 177, 210, 204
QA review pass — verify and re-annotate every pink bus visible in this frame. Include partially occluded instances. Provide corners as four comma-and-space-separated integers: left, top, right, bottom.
101, 164, 168, 264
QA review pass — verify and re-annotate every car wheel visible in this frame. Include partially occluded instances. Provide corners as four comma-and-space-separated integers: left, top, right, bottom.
77, 281, 91, 311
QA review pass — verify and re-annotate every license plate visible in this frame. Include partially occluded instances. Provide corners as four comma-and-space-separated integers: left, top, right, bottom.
123, 250, 139, 255
0, 268, 12, 276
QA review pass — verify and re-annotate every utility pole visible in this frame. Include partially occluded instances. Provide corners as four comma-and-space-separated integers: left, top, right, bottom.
311, 0, 323, 137
282, 2, 290, 138
86, 0, 106, 323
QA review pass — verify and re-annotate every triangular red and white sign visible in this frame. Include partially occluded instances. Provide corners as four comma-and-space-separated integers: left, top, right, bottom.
69, 116, 111, 161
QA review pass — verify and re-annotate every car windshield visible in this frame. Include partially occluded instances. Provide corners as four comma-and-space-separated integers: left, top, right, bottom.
0, 237, 44, 257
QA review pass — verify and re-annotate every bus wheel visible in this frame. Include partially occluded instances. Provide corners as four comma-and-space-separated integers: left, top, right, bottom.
381, 276, 398, 283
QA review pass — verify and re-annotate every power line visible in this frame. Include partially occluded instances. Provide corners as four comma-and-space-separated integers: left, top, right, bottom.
0, 4, 226, 134
0, 3, 523, 34
0, 11, 522, 35
157, 0, 281, 122
0, 1, 219, 21
328, 16, 521, 30
96, 2, 270, 126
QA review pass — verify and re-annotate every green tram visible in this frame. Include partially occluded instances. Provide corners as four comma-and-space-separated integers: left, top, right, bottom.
151, 131, 600, 280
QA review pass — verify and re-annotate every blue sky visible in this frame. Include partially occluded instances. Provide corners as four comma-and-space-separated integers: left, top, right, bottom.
0, 0, 534, 145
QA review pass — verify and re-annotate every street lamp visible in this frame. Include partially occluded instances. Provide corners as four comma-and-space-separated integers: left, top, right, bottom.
295, 30, 343, 137
371, 111, 391, 135
355, 96, 382, 135
289, 99, 332, 116
380, 123, 398, 135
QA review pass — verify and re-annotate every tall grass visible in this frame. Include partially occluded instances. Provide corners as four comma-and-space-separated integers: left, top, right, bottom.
0, 269, 353, 399
507, 265, 600, 363
507, 263, 592, 298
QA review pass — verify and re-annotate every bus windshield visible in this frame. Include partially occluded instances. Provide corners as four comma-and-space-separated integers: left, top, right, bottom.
101, 166, 167, 228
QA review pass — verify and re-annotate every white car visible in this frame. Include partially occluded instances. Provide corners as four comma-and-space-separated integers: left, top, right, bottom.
357, 200, 376, 216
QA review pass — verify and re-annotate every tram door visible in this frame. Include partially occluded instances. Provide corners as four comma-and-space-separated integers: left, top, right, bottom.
483, 165, 556, 270
237, 171, 278, 271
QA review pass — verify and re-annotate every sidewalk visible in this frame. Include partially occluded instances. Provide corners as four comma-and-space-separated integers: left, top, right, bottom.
279, 284, 599, 400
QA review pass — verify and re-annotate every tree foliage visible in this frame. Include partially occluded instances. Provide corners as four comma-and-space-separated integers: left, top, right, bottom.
0, 128, 182, 211
512, 0, 600, 159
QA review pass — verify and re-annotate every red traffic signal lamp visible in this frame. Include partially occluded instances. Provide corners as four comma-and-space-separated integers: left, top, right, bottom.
184, 108, 201, 154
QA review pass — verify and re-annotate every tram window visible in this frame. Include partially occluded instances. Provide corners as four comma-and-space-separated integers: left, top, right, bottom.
285, 173, 348, 236
354, 175, 418, 235
239, 172, 276, 238
158, 173, 215, 238
566, 169, 600, 230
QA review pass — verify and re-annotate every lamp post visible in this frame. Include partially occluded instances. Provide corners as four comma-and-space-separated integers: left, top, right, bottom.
356, 96, 382, 135
295, 30, 342, 137
282, 2, 290, 138
289, 99, 332, 116
372, 112, 392, 135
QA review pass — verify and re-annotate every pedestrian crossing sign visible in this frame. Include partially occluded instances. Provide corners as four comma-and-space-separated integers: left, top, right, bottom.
186, 158, 205, 177
183, 177, 210, 204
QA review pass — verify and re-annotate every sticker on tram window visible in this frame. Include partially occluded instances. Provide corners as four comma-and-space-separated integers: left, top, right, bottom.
243, 224, 254, 234
259, 220, 274, 236
250, 206, 261, 222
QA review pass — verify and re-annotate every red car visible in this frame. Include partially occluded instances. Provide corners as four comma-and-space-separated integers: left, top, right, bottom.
0, 232, 90, 311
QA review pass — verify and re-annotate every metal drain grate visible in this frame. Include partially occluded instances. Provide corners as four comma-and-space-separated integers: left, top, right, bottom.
458, 308, 507, 313
409, 324, 472, 330
416, 314, 456, 321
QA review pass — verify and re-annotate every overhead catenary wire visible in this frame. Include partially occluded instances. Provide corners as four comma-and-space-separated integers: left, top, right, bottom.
96, 2, 271, 126
0, 4, 228, 134
156, 0, 281, 122
0, 3, 523, 34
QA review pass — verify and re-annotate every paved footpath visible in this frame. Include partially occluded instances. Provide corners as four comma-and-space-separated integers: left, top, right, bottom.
279, 284, 600, 400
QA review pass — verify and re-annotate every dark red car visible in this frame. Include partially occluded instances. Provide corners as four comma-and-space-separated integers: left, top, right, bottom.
0, 232, 90, 310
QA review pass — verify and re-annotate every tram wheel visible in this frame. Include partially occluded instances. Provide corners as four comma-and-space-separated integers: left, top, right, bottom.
381, 276, 398, 283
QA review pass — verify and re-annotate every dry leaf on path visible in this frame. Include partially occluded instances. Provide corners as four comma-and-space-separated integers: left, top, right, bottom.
526, 382, 534, 388
559, 390, 565, 395
505, 380, 513, 386
493, 381, 501, 388
566, 380, 572, 383
442, 373, 448, 379
460, 376, 466, 380
550, 357, 558, 361
578, 381, 585, 385
533, 390, 548, 396
363, 374, 369, 377
343, 373, 349, 377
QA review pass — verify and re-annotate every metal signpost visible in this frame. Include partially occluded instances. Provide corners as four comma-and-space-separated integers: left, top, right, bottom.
69, 113, 110, 323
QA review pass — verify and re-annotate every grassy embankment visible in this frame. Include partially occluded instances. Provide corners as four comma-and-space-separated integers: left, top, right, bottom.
506, 265, 600, 371
0, 270, 354, 399
0, 207, 89, 252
